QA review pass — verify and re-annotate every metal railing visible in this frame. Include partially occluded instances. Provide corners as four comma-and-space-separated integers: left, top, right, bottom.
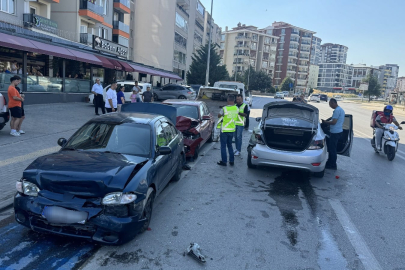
177, 4, 189, 18
80, 33, 93, 45
80, 0, 104, 16
113, 21, 129, 33
113, 0, 130, 9
195, 20, 204, 32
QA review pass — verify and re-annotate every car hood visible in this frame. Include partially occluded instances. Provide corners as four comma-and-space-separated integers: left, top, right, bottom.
176, 116, 199, 132
24, 151, 148, 197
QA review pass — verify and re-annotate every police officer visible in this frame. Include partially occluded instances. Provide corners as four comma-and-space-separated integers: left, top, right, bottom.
234, 94, 248, 156
217, 95, 239, 166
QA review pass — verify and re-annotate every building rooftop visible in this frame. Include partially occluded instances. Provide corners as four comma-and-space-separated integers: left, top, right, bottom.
270, 21, 316, 34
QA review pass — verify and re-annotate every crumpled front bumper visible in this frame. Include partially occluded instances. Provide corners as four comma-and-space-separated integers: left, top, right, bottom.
14, 192, 145, 245
183, 137, 203, 157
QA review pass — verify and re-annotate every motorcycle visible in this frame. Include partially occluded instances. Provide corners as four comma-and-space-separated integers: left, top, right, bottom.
371, 121, 405, 161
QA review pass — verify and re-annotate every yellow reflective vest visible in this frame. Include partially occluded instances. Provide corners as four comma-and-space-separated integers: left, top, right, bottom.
216, 105, 238, 132
235, 103, 246, 126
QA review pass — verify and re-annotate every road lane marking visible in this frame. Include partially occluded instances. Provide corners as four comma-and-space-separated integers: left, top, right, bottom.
0, 146, 60, 168
329, 199, 383, 270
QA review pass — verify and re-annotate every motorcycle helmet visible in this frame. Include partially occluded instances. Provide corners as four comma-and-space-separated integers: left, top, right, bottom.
384, 105, 393, 116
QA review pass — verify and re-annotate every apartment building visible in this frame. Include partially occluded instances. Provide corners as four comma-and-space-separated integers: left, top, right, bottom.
264, 22, 316, 93
396, 77, 405, 93
307, 65, 319, 89
378, 64, 400, 96
320, 43, 348, 64
351, 64, 381, 88
220, 23, 279, 78
317, 63, 353, 92
310, 36, 322, 66
0, 0, 180, 104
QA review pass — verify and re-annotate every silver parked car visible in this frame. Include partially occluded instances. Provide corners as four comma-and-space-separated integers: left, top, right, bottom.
153, 84, 196, 101
247, 101, 353, 177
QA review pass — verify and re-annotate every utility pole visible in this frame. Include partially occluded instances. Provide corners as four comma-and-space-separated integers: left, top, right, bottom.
247, 64, 251, 90
204, 0, 214, 86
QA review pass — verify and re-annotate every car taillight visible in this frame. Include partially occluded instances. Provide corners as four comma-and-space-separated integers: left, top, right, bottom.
187, 91, 193, 94
255, 133, 265, 145
308, 139, 324, 150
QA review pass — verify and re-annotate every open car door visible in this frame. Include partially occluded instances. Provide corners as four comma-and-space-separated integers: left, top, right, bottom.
121, 103, 177, 125
322, 114, 353, 157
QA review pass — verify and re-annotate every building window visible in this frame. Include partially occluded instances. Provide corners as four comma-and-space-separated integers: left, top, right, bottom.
175, 12, 188, 32
29, 6, 36, 14
1, 0, 14, 14
175, 32, 187, 49
100, 0, 108, 15
220, 43, 224, 49
250, 59, 255, 66
281, 29, 285, 35
113, 35, 129, 47
80, 25, 88, 33
99, 27, 108, 39
221, 34, 225, 41
196, 1, 204, 16
194, 32, 202, 44
174, 50, 186, 65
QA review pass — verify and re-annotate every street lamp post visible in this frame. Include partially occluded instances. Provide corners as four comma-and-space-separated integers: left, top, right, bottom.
205, 0, 214, 86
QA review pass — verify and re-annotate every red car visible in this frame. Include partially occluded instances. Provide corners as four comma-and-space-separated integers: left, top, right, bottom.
162, 99, 215, 159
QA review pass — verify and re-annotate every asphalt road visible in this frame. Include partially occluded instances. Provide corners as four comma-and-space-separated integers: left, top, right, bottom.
0, 96, 405, 270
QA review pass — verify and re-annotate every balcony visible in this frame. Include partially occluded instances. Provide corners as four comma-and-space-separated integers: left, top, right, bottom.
113, 0, 130, 13
300, 48, 310, 52
291, 31, 299, 36
195, 20, 204, 32
290, 39, 299, 44
177, 4, 189, 18
288, 54, 298, 59
299, 56, 310, 60
234, 44, 249, 48
287, 62, 297, 66
113, 21, 129, 34
177, 0, 190, 9
80, 33, 93, 45
236, 35, 251, 40
79, 0, 104, 23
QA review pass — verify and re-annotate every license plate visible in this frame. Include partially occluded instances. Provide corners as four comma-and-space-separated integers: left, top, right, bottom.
42, 206, 88, 224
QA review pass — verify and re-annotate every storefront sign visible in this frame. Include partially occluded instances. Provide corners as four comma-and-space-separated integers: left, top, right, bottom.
93, 36, 128, 58
32, 14, 58, 34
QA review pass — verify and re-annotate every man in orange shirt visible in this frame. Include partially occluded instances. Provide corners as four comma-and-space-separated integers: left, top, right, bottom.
8, 76, 23, 137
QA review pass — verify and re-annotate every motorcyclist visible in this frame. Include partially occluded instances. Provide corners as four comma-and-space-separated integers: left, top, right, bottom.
375, 105, 402, 151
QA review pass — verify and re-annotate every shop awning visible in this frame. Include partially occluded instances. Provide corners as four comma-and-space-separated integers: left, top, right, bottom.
95, 55, 115, 69
0, 32, 39, 53
67, 49, 103, 66
129, 63, 160, 76
108, 59, 124, 71
0, 32, 103, 66
118, 61, 135, 72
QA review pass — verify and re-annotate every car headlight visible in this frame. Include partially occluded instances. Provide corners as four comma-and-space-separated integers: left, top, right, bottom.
102, 192, 137, 205
16, 179, 40, 196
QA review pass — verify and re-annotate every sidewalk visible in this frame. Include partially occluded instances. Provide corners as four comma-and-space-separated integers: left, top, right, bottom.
0, 102, 96, 210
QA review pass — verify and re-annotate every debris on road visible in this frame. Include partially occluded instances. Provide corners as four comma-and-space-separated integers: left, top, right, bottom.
336, 176, 340, 179
185, 243, 206, 264
183, 164, 191, 170
147, 227, 152, 231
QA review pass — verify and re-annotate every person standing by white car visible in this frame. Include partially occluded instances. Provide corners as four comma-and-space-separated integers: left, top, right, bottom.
91, 79, 105, 115
133, 81, 142, 103
105, 82, 118, 113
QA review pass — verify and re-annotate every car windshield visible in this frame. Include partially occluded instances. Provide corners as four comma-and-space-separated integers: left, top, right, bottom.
64, 123, 151, 157
171, 104, 199, 120
218, 84, 238, 90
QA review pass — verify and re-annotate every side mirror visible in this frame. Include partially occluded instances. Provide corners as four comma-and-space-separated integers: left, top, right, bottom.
202, 115, 211, 120
401, 121, 405, 125
255, 117, 262, 122
158, 146, 171, 156
57, 138, 67, 147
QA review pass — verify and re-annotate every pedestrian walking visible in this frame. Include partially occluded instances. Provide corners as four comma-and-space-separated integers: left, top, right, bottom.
91, 78, 105, 115
7, 75, 23, 137
133, 81, 142, 102
117, 85, 125, 112
14, 86, 25, 134
105, 82, 118, 113
217, 95, 239, 166
142, 86, 154, 102
234, 94, 248, 156
130, 90, 137, 103
321, 98, 345, 170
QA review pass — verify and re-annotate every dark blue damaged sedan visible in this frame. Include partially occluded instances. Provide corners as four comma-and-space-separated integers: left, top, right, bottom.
14, 103, 185, 245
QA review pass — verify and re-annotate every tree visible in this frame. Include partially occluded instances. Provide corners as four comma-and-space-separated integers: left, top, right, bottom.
363, 74, 381, 102
279, 77, 294, 92
186, 44, 229, 85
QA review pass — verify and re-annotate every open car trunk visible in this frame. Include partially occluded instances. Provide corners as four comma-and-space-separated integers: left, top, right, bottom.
261, 101, 319, 152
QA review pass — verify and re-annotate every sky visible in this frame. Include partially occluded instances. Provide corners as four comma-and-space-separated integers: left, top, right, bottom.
199, 0, 405, 77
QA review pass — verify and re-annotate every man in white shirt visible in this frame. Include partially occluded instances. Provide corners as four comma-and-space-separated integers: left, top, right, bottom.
133, 81, 142, 102
91, 79, 105, 115
105, 82, 118, 113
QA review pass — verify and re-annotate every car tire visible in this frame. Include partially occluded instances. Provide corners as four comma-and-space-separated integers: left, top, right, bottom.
247, 150, 257, 169
313, 169, 325, 178
171, 153, 184, 182
139, 188, 155, 234
207, 126, 215, 143
153, 93, 158, 101
178, 95, 187, 100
